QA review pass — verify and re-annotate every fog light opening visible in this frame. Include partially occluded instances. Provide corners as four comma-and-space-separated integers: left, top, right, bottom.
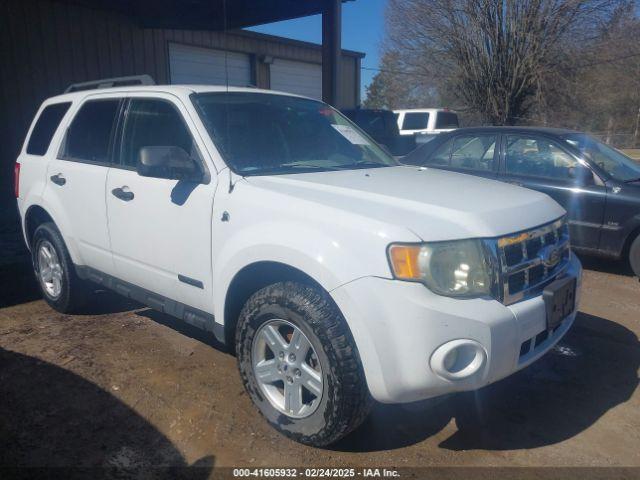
431, 340, 486, 380
443, 344, 478, 374
443, 348, 458, 372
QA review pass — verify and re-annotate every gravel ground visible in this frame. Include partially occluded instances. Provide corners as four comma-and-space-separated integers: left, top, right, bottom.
0, 254, 639, 476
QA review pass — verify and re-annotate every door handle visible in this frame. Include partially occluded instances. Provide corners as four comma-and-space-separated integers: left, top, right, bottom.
50, 173, 66, 186
111, 186, 134, 201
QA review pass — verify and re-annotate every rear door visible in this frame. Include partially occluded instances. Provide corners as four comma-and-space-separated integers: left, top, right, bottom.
169, 43, 251, 86
498, 133, 606, 249
42, 96, 122, 274
106, 93, 217, 314
270, 58, 322, 100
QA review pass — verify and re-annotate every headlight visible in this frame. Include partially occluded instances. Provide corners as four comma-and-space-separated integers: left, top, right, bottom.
387, 239, 495, 297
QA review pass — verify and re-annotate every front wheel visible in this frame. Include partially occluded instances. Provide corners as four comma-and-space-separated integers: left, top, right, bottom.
236, 281, 371, 446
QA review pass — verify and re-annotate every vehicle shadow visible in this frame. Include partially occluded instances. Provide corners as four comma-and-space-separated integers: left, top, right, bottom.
0, 257, 141, 315
0, 257, 41, 308
80, 288, 142, 315
0, 347, 214, 475
136, 308, 228, 352
335, 312, 639, 452
576, 253, 636, 277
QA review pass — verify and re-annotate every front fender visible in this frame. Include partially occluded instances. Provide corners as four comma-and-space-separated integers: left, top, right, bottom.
210, 171, 422, 328
212, 221, 401, 327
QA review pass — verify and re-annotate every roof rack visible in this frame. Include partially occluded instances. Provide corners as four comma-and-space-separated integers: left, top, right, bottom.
64, 74, 155, 93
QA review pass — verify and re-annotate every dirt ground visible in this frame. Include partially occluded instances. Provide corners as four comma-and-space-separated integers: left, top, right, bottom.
1, 253, 639, 476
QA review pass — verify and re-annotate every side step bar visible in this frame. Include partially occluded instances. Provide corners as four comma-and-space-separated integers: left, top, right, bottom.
76, 265, 224, 344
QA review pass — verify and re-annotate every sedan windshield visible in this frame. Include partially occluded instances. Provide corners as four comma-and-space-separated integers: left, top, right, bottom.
192, 92, 398, 176
562, 133, 640, 182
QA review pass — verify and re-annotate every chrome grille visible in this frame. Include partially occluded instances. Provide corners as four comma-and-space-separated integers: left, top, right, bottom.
492, 218, 571, 305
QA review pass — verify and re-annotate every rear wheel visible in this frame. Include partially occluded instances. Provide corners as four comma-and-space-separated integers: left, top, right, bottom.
629, 234, 640, 277
236, 281, 371, 446
32, 222, 91, 313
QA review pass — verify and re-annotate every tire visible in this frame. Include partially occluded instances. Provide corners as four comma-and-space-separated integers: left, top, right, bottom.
236, 281, 371, 446
32, 222, 91, 313
630, 234, 640, 277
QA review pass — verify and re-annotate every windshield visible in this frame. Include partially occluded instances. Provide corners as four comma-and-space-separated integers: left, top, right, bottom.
562, 133, 640, 182
192, 92, 398, 176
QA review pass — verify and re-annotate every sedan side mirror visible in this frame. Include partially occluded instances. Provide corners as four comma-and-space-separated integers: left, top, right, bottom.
569, 164, 594, 186
137, 146, 203, 182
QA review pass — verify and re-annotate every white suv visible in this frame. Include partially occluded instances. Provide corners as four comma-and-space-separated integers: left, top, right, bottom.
16, 83, 582, 446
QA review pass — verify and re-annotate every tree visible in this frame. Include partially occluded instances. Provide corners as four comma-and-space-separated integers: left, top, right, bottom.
384, 0, 616, 125
362, 72, 388, 109
529, 0, 640, 145
363, 51, 440, 109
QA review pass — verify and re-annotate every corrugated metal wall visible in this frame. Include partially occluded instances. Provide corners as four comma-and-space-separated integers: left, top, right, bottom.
0, 0, 362, 223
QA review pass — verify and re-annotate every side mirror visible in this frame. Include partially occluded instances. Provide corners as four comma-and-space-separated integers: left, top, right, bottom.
137, 146, 202, 182
569, 164, 593, 185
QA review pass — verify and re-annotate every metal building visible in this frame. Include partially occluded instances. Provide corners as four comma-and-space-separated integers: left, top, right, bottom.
0, 0, 362, 227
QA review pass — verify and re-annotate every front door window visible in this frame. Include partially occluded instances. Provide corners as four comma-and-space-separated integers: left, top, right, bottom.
505, 135, 578, 180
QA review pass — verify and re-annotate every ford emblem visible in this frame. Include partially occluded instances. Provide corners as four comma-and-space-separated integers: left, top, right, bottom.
540, 245, 561, 268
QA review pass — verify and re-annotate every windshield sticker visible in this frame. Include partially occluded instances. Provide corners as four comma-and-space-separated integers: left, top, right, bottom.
331, 124, 369, 145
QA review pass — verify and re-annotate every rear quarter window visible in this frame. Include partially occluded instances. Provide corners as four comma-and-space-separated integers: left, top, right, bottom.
26, 102, 72, 156
435, 112, 459, 129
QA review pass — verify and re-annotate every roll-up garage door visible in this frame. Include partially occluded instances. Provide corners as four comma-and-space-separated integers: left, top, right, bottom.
269, 58, 322, 100
169, 43, 251, 87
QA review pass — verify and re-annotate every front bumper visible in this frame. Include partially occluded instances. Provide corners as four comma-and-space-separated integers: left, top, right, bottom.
330, 254, 582, 403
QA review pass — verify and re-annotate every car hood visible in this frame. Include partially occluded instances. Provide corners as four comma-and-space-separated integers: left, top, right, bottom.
244, 166, 565, 241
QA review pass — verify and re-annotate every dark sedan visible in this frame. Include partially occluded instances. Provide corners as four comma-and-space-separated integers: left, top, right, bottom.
402, 127, 640, 275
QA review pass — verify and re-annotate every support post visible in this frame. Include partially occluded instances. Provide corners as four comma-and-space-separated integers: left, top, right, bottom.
322, 0, 341, 106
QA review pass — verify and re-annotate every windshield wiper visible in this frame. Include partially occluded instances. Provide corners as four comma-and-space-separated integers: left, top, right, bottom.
285, 164, 342, 173
281, 162, 339, 170
243, 163, 340, 175
334, 160, 391, 170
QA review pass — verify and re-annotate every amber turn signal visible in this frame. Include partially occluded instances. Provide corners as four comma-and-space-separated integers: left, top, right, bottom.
388, 244, 423, 280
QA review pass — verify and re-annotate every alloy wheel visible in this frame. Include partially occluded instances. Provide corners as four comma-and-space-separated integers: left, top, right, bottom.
37, 240, 63, 299
251, 319, 324, 418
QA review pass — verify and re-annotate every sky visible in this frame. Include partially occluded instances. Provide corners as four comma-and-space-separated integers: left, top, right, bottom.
248, 0, 387, 102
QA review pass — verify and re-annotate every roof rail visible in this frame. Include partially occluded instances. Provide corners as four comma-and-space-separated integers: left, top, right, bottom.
64, 74, 155, 93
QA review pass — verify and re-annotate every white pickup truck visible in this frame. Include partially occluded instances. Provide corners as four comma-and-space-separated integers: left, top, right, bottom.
395, 108, 460, 144
16, 83, 582, 446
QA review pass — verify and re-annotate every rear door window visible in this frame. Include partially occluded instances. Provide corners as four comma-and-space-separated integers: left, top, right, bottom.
450, 134, 496, 171
402, 112, 429, 130
26, 102, 72, 155
63, 99, 121, 163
